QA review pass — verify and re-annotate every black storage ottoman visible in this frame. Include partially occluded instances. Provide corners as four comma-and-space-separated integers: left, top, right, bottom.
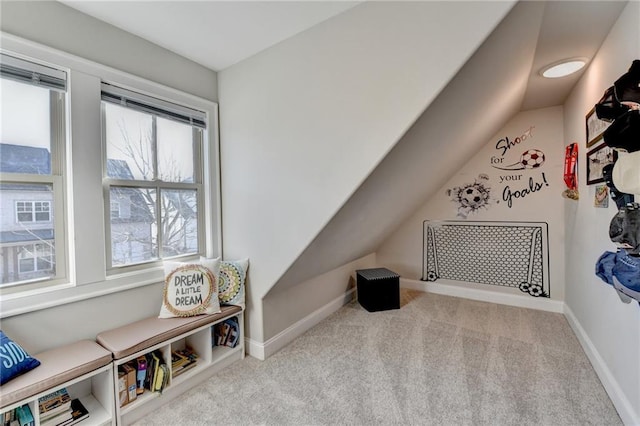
356, 268, 400, 312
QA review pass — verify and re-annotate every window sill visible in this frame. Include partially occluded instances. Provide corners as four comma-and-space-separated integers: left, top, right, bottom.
0, 267, 165, 319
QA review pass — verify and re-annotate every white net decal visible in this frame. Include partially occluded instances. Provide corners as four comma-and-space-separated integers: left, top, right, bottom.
422, 221, 549, 298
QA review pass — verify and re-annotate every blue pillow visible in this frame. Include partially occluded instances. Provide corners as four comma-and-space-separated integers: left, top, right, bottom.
0, 330, 41, 385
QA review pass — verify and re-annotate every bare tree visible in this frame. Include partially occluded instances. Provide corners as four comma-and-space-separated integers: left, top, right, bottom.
109, 120, 197, 265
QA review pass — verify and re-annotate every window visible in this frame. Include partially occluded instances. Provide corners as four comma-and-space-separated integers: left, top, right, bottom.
0, 37, 219, 313
0, 53, 66, 288
16, 201, 52, 223
18, 243, 54, 274
102, 84, 206, 269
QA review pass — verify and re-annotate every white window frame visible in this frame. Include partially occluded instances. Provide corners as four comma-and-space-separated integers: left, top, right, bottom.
101, 85, 206, 271
0, 52, 68, 293
0, 34, 221, 318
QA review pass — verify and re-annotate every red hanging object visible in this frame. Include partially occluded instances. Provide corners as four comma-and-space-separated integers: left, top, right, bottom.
563, 143, 579, 200
564, 143, 578, 190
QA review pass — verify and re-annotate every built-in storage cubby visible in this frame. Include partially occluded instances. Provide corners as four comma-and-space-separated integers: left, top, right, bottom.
1, 364, 115, 426
102, 308, 244, 425
0, 340, 115, 426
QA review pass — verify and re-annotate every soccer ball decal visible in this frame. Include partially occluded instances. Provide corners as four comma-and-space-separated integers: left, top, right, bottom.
519, 282, 547, 298
460, 186, 488, 209
492, 148, 546, 171
446, 174, 492, 219
521, 149, 545, 169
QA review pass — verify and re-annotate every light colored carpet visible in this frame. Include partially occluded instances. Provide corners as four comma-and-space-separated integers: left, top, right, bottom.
133, 289, 622, 425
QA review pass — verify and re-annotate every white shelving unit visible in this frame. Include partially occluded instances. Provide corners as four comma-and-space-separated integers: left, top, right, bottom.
1, 364, 115, 426
113, 312, 244, 425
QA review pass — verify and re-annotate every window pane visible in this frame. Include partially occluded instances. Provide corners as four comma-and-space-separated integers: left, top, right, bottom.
19, 257, 35, 273
0, 79, 52, 175
157, 118, 195, 183
110, 186, 157, 266
0, 183, 56, 284
35, 202, 51, 222
17, 212, 32, 222
161, 189, 198, 257
35, 243, 53, 271
105, 103, 154, 181
7, 240, 55, 281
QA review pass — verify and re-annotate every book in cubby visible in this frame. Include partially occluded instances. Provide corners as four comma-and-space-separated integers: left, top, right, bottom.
3, 403, 34, 426
212, 317, 240, 348
171, 347, 199, 378
38, 388, 72, 426
63, 398, 89, 426
39, 398, 89, 426
143, 350, 168, 394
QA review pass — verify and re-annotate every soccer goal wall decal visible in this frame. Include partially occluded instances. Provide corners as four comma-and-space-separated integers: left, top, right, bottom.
422, 221, 550, 298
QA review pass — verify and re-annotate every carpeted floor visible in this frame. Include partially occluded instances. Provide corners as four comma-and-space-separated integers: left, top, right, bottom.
133, 289, 622, 425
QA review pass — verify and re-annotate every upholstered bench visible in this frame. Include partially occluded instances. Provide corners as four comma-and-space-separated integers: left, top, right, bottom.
96, 305, 243, 360
0, 340, 112, 409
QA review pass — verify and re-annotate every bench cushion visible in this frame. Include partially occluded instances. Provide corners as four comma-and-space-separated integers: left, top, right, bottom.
96, 305, 242, 360
0, 340, 112, 409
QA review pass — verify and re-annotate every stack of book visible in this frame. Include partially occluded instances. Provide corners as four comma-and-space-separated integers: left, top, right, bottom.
38, 389, 89, 426
213, 317, 240, 348
171, 347, 199, 377
38, 388, 71, 426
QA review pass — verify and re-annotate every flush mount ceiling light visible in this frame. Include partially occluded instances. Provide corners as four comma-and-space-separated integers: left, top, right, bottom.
540, 58, 587, 78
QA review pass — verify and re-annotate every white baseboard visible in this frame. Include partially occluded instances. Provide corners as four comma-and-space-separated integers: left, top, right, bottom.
564, 305, 639, 426
401, 278, 564, 313
245, 336, 266, 360
245, 288, 356, 361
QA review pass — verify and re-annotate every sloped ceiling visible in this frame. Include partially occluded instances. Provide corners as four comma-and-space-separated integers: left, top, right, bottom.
268, 0, 625, 296
59, 1, 623, 109
60, 1, 361, 71
522, 1, 627, 110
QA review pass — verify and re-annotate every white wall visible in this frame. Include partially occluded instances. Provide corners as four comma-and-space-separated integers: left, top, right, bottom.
218, 0, 514, 342
562, 2, 640, 424
0, 1, 217, 101
378, 106, 565, 306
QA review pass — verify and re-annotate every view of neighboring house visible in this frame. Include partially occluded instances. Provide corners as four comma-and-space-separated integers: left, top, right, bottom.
0, 144, 161, 283
106, 159, 155, 266
0, 143, 54, 284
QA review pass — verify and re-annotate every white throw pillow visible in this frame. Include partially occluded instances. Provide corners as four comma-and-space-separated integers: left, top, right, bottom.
159, 257, 222, 318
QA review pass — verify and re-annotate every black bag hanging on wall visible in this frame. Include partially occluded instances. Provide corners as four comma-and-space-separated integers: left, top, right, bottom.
601, 59, 640, 152
614, 59, 640, 104
603, 109, 640, 152
595, 86, 627, 121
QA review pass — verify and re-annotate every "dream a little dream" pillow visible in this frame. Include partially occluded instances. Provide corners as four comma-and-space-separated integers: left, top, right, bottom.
159, 258, 222, 318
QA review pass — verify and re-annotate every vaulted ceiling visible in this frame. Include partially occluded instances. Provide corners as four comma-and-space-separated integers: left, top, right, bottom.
61, 1, 625, 110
